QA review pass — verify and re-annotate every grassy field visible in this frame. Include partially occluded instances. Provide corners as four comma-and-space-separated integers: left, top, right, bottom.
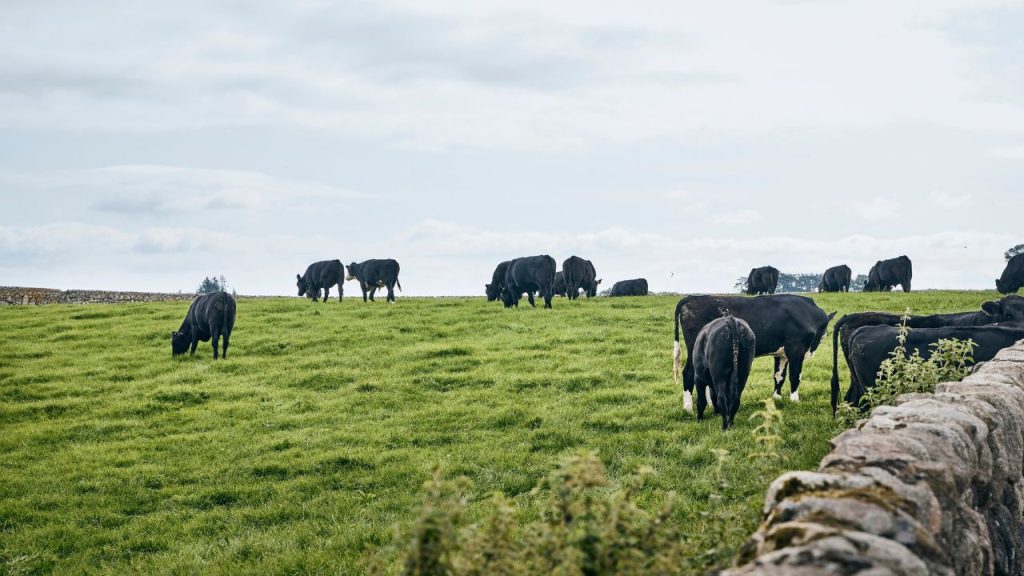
0, 290, 1003, 574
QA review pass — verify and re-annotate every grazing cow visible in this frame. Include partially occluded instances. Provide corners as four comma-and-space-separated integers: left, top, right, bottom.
171, 291, 236, 359
486, 260, 512, 302
745, 266, 779, 295
829, 296, 1024, 413
553, 270, 567, 297
610, 278, 649, 297
673, 295, 835, 412
347, 259, 402, 303
845, 323, 1024, 408
819, 265, 852, 293
692, 315, 756, 430
501, 255, 556, 309
997, 253, 1024, 294
563, 256, 601, 300
864, 255, 912, 292
296, 259, 345, 303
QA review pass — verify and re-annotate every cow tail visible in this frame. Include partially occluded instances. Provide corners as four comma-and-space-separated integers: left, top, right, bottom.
830, 314, 846, 415
396, 278, 403, 292
672, 297, 689, 387
728, 315, 739, 422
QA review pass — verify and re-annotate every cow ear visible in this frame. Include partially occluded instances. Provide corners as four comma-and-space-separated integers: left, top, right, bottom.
981, 301, 1002, 316
297, 274, 301, 280
827, 311, 837, 322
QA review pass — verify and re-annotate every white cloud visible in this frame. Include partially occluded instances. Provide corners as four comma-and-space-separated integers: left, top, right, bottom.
2, 1, 1023, 150
928, 190, 973, 209
989, 145, 1024, 158
713, 209, 762, 225
851, 197, 902, 221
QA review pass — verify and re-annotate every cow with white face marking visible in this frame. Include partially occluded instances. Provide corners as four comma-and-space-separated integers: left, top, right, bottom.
673, 294, 835, 413
692, 315, 756, 430
347, 259, 402, 303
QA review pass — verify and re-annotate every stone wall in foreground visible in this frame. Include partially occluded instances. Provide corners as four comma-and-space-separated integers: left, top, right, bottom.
724, 340, 1024, 576
0, 286, 197, 306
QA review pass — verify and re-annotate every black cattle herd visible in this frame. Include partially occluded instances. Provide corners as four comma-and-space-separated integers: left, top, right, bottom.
171, 252, 1024, 431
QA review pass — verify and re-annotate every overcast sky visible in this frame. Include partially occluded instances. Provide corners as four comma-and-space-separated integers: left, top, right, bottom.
1, 0, 1022, 295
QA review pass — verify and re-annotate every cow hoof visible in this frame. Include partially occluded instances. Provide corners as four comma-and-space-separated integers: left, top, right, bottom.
772, 392, 782, 400
683, 391, 693, 413
790, 391, 800, 402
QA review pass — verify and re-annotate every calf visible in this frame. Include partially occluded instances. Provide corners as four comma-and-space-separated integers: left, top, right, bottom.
297, 259, 345, 303
673, 294, 835, 412
846, 323, 1024, 407
864, 255, 912, 292
347, 259, 402, 303
486, 260, 511, 302
501, 255, 556, 309
819, 264, 852, 293
997, 253, 1024, 294
692, 315, 756, 430
745, 266, 779, 295
171, 291, 236, 359
610, 278, 649, 297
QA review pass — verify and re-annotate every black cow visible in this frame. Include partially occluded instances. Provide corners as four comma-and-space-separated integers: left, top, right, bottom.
864, 255, 912, 292
819, 264, 852, 293
347, 259, 402, 303
501, 255, 556, 309
563, 256, 601, 300
673, 295, 835, 413
486, 260, 511, 302
846, 323, 1024, 408
692, 315, 756, 430
553, 270, 567, 297
829, 295, 1024, 413
997, 253, 1024, 294
745, 266, 779, 295
171, 291, 236, 359
610, 278, 648, 297
297, 259, 345, 303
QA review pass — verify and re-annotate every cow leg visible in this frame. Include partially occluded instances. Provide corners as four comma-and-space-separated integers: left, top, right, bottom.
322, 285, 330, 303
682, 354, 695, 413
222, 330, 230, 359
902, 280, 911, 292
338, 283, 343, 302
772, 356, 788, 399
387, 283, 395, 303
786, 349, 805, 401
361, 285, 368, 302
695, 373, 709, 421
527, 292, 536, 308
189, 336, 199, 357
211, 327, 220, 360
368, 287, 377, 301
543, 288, 552, 309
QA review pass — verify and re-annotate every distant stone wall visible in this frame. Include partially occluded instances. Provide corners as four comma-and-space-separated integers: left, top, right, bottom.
725, 340, 1024, 575
0, 286, 197, 306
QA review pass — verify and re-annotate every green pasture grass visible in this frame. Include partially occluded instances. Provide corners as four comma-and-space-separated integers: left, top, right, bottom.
0, 290, 1002, 574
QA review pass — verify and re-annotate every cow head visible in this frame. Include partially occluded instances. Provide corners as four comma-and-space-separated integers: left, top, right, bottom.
296, 273, 308, 297
485, 283, 501, 302
500, 287, 518, 308
171, 330, 190, 356
983, 296, 1024, 324
809, 311, 838, 354
346, 262, 359, 281
996, 278, 1019, 295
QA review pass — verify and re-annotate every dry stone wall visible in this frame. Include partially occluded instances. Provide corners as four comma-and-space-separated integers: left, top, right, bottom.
0, 286, 197, 306
725, 340, 1024, 576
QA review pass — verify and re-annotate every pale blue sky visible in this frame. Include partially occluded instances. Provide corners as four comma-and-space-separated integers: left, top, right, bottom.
1, 0, 1022, 295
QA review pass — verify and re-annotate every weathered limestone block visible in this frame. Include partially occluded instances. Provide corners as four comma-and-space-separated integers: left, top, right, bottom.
726, 342, 1024, 576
